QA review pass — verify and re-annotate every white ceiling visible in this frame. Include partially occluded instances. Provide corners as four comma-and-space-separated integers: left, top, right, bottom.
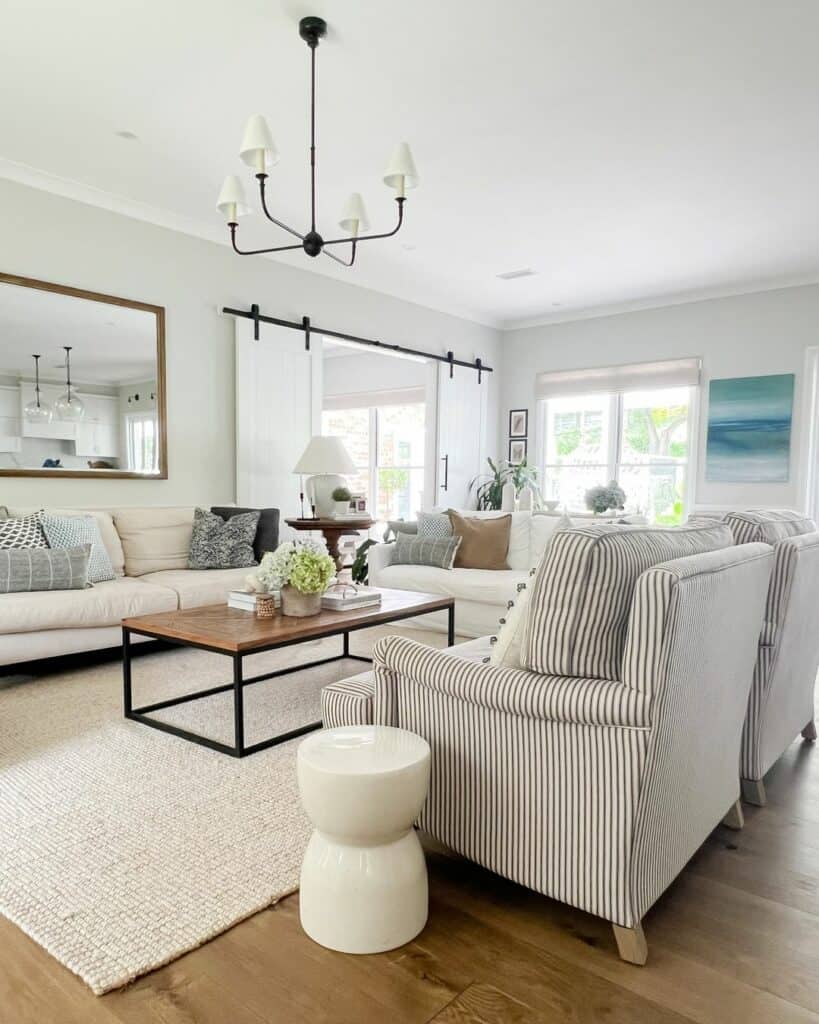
2, 0, 819, 328
0, 282, 158, 384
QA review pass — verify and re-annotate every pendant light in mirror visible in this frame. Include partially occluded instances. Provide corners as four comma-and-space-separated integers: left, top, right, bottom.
53, 346, 85, 422
24, 353, 53, 423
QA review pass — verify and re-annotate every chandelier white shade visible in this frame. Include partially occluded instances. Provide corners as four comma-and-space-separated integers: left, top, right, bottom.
383, 143, 420, 197
338, 193, 370, 236
239, 114, 279, 172
216, 175, 250, 221
216, 15, 418, 268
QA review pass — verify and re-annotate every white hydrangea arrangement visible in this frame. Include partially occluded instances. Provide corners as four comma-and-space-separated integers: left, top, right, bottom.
252, 537, 335, 594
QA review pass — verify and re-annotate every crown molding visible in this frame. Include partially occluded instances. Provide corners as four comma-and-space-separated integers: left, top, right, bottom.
500, 274, 819, 332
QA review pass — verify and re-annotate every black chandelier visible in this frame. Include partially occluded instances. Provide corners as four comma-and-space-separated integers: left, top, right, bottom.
216, 16, 418, 268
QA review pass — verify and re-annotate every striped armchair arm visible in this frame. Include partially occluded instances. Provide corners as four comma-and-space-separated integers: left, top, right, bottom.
372, 635, 651, 728
321, 672, 375, 728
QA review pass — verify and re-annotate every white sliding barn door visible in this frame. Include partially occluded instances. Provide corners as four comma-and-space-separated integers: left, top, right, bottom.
235, 318, 322, 525
435, 362, 487, 509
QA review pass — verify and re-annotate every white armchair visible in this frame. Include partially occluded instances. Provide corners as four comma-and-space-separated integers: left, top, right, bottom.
368, 527, 773, 963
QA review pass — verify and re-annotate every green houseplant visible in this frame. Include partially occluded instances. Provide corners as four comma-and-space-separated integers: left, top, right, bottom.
331, 485, 352, 517
470, 457, 542, 510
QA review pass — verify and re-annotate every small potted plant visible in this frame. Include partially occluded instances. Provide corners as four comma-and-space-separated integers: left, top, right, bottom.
584, 480, 627, 516
256, 538, 335, 617
331, 485, 352, 517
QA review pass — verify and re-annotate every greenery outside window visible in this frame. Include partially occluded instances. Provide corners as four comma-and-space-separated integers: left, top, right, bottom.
541, 385, 693, 523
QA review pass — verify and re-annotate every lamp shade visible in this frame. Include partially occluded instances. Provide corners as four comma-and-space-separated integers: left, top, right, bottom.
293, 435, 357, 476
383, 142, 419, 194
239, 114, 279, 171
216, 175, 250, 220
338, 192, 370, 235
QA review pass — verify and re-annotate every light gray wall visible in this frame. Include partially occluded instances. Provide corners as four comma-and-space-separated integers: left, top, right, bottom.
499, 284, 819, 510
0, 178, 500, 507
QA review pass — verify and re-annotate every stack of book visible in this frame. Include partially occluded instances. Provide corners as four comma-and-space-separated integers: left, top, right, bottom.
228, 590, 280, 612
321, 586, 382, 611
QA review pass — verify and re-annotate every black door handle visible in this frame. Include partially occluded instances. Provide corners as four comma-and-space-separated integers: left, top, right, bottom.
440, 454, 449, 491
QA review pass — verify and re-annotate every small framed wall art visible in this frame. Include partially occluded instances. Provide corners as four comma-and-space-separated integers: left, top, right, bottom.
508, 438, 528, 465
509, 408, 528, 438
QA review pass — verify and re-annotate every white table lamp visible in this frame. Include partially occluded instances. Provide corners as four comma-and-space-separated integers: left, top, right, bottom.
293, 435, 357, 518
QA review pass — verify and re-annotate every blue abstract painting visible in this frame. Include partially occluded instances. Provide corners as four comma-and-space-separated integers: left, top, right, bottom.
706, 374, 794, 482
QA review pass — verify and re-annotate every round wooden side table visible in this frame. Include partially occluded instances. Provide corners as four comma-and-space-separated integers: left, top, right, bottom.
285, 516, 374, 570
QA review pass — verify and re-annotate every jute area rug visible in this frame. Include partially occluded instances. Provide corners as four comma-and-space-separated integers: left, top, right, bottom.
0, 625, 441, 995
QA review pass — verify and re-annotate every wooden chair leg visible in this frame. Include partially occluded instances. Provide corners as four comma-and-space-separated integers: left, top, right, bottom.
802, 720, 817, 742
741, 777, 767, 806
721, 798, 744, 830
613, 922, 647, 965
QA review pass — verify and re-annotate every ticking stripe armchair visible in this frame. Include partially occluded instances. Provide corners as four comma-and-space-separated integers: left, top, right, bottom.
735, 528, 819, 805
369, 529, 773, 964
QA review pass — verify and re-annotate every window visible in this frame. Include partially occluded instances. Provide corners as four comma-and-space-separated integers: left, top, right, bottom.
321, 399, 425, 527
125, 411, 158, 473
541, 385, 693, 523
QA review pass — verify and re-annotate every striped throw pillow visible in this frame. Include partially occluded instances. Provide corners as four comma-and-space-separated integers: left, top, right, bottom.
523, 523, 734, 680
41, 514, 115, 583
392, 535, 461, 569
0, 545, 91, 593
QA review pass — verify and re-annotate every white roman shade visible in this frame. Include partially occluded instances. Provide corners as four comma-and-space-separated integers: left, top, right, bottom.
323, 386, 425, 411
536, 357, 701, 399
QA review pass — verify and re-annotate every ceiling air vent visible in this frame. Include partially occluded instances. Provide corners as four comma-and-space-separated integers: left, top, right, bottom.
496, 268, 537, 280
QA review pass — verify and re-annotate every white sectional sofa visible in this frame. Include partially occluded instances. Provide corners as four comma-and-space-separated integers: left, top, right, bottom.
367, 510, 645, 637
0, 506, 255, 666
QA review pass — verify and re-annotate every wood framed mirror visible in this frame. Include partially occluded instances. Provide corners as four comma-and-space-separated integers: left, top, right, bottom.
0, 272, 167, 479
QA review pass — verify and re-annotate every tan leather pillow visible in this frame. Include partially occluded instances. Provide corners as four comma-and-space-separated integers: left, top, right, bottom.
447, 510, 511, 570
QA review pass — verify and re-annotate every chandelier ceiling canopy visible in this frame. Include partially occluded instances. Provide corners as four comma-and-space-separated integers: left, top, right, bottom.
217, 16, 418, 268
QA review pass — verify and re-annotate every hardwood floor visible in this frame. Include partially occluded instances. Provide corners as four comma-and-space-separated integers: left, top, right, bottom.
3, 727, 819, 1022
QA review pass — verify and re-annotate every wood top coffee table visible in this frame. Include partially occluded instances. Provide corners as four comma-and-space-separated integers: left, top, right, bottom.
121, 588, 454, 758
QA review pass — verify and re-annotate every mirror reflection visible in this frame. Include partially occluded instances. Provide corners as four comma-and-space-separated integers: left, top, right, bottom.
0, 276, 165, 477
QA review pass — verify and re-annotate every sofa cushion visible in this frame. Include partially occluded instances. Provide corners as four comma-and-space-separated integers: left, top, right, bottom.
391, 536, 461, 569
211, 506, 280, 561
0, 510, 47, 549
523, 522, 734, 680
188, 507, 259, 569
0, 576, 177, 634
376, 562, 528, 605
137, 566, 258, 609
0, 545, 91, 594
41, 514, 115, 583
529, 513, 573, 567
724, 508, 816, 545
449, 510, 511, 570
10, 507, 126, 575
114, 507, 195, 576
417, 511, 453, 539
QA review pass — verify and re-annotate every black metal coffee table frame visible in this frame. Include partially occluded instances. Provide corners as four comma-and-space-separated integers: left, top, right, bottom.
122, 603, 455, 758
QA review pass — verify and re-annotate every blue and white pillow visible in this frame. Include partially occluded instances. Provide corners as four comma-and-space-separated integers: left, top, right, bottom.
417, 511, 453, 540
41, 514, 115, 583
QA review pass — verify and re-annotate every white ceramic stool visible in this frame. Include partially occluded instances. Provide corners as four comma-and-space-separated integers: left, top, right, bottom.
296, 724, 431, 954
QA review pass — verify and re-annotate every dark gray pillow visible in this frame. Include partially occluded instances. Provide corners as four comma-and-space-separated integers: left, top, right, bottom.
0, 545, 91, 593
392, 535, 461, 570
189, 508, 260, 569
211, 506, 279, 561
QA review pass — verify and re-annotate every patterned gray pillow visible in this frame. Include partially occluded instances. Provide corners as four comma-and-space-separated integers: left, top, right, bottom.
40, 514, 115, 583
0, 545, 91, 593
417, 511, 453, 540
392, 535, 461, 569
188, 507, 260, 569
0, 510, 47, 549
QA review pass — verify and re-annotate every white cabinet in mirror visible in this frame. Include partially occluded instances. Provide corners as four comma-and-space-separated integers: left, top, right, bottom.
0, 273, 166, 478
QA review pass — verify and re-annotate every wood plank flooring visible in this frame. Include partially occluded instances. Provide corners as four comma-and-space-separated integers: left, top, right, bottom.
3, 705, 819, 1022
